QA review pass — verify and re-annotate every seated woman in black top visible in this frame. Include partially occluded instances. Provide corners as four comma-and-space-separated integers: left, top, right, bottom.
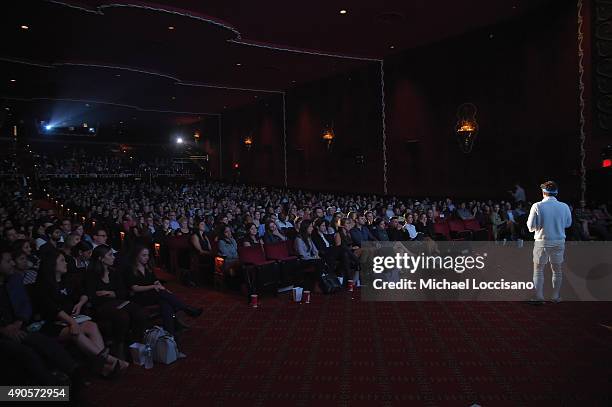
190, 220, 212, 256
415, 213, 433, 237
36, 249, 128, 377
242, 223, 263, 247
124, 246, 202, 335
312, 218, 352, 280
86, 245, 150, 358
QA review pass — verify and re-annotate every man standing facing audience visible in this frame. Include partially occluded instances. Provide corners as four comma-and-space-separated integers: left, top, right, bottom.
526, 181, 572, 304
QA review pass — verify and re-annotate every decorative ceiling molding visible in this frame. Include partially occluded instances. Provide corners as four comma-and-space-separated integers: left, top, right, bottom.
45, 0, 382, 62
0, 57, 284, 94
0, 95, 220, 116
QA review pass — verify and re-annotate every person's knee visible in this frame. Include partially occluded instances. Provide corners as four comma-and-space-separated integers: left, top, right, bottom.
550, 263, 563, 273
82, 321, 99, 334
533, 263, 546, 273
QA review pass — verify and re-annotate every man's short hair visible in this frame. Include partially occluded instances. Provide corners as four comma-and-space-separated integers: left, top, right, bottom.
540, 181, 558, 195
45, 224, 61, 236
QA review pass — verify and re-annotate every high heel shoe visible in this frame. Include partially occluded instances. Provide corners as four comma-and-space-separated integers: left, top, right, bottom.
101, 359, 120, 379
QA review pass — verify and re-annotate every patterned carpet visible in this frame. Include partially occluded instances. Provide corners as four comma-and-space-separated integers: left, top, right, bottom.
86, 284, 612, 407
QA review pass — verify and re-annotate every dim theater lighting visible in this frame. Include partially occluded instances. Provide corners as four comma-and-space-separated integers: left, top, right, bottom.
176, 137, 184, 144
89, 127, 95, 133
233, 162, 239, 169
45, 125, 52, 131
603, 159, 612, 168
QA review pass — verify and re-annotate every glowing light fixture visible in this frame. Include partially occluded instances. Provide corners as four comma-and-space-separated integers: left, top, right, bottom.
176, 137, 184, 144
340, 10, 347, 14
244, 136, 253, 150
322, 128, 335, 150
455, 103, 479, 153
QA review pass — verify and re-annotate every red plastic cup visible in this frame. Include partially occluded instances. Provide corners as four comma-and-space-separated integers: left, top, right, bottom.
250, 294, 258, 308
303, 291, 311, 304
348, 280, 354, 292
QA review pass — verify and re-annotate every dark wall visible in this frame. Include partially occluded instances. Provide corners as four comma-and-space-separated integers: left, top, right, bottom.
386, 0, 580, 200
221, 0, 582, 200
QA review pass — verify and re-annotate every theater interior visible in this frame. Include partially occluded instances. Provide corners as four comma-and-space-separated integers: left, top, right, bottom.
0, 0, 611, 406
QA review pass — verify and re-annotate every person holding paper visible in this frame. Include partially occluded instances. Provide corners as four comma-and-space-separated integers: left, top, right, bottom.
35, 249, 129, 377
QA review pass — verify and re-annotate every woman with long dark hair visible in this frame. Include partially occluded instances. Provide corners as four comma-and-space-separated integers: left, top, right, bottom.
294, 220, 325, 289
241, 223, 263, 247
125, 246, 202, 335
86, 245, 151, 358
36, 249, 128, 377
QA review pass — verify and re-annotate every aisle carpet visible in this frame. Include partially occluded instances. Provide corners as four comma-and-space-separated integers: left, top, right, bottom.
86, 284, 612, 407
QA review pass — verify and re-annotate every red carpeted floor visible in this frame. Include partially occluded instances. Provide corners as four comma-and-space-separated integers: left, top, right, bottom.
86, 284, 612, 407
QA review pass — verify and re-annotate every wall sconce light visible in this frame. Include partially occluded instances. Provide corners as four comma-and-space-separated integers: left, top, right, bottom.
322, 128, 335, 150
194, 131, 201, 141
244, 136, 253, 150
455, 103, 479, 153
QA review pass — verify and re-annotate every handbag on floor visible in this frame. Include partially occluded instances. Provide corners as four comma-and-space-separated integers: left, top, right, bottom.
319, 273, 341, 294
144, 326, 180, 365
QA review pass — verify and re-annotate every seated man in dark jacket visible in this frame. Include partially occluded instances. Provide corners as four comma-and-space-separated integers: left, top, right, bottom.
349, 214, 378, 247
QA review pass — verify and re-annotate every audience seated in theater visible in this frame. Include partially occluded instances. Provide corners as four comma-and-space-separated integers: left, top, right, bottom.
294, 220, 325, 288
124, 246, 201, 336
72, 241, 93, 274
388, 217, 409, 241
575, 200, 612, 240
350, 214, 377, 247
242, 223, 263, 247
275, 212, 293, 231
33, 222, 53, 250
490, 204, 506, 241
173, 217, 191, 236
456, 202, 474, 220
371, 218, 390, 241
86, 245, 150, 359
91, 227, 109, 249
415, 213, 433, 238
35, 249, 129, 377
191, 220, 213, 255
0, 245, 81, 386
39, 225, 62, 257
312, 218, 353, 281
59, 218, 72, 242
72, 222, 93, 245
60, 233, 81, 274
217, 226, 239, 262
12, 239, 39, 285
262, 220, 287, 245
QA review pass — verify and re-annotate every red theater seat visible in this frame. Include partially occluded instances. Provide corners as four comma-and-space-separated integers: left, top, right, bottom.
433, 221, 464, 241
448, 219, 473, 240
462, 219, 489, 240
